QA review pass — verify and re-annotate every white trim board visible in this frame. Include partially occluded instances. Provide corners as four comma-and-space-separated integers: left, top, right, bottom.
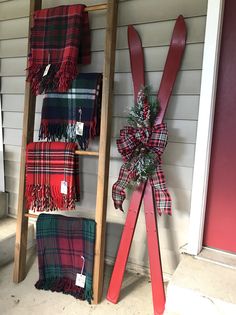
187, 0, 225, 255
0, 94, 5, 192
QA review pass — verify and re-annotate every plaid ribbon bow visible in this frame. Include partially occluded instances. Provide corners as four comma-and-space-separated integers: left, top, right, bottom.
112, 122, 172, 215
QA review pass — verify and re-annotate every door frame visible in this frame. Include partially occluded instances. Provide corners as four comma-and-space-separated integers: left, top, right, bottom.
187, 0, 225, 255
0, 94, 5, 192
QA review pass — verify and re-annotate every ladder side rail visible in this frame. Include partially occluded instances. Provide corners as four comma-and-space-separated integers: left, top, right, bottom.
13, 0, 43, 283
93, 0, 118, 304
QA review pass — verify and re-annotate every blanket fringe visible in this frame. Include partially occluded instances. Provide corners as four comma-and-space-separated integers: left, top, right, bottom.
25, 184, 78, 211
39, 122, 91, 150
27, 61, 78, 95
35, 277, 92, 303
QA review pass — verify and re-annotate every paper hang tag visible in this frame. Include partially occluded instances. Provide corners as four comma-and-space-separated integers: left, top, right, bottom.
61, 181, 68, 195
43, 64, 51, 77
75, 273, 86, 288
76, 122, 84, 136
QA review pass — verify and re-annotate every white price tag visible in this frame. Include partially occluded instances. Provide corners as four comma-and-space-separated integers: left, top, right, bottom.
43, 64, 51, 77
76, 122, 84, 136
75, 273, 86, 288
61, 180, 68, 195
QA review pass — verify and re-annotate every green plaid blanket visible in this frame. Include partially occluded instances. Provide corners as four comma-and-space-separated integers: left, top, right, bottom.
35, 213, 96, 303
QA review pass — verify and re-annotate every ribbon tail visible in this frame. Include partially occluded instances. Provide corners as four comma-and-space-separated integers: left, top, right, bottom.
112, 163, 135, 211
149, 164, 172, 215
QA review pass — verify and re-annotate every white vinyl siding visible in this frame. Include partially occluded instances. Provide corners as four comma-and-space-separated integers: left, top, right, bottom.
0, 0, 207, 275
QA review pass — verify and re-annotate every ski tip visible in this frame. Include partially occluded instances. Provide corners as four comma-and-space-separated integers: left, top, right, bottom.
176, 15, 187, 36
127, 24, 142, 43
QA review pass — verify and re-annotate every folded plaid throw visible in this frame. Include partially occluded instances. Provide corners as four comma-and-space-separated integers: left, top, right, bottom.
35, 214, 96, 303
39, 73, 103, 150
27, 4, 91, 95
26, 142, 80, 211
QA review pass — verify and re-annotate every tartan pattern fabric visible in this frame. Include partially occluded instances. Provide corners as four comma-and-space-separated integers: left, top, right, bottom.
35, 213, 96, 303
39, 73, 102, 150
27, 5, 91, 95
26, 142, 80, 211
112, 123, 172, 215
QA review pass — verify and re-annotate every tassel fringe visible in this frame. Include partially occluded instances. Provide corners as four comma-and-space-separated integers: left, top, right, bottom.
27, 61, 78, 95
35, 277, 93, 304
39, 122, 91, 150
25, 184, 78, 211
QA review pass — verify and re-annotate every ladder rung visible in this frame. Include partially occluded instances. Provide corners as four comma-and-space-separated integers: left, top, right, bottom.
85, 3, 108, 12
25, 213, 38, 219
30, 4, 108, 15
75, 150, 99, 156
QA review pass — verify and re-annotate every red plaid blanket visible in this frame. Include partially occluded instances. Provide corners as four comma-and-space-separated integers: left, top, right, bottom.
26, 142, 80, 211
27, 4, 91, 94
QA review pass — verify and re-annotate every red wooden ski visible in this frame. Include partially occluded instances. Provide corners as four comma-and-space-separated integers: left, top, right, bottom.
107, 16, 186, 315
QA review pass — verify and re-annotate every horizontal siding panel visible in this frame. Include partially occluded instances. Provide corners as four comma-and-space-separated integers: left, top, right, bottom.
105, 234, 180, 274
105, 187, 191, 223
5, 171, 191, 215
106, 216, 188, 254
0, 2, 207, 39
0, 38, 28, 58
112, 94, 200, 120
0, 71, 201, 95
112, 117, 197, 143
5, 175, 19, 194
0, 43, 204, 76
108, 164, 193, 191
2, 94, 199, 121
3, 128, 38, 146
4, 144, 22, 161
1, 76, 25, 93
0, 57, 27, 76
114, 71, 201, 95
3, 112, 197, 144
4, 156, 193, 193
116, 0, 207, 26
7, 191, 97, 217
0, 0, 107, 22
0, 17, 205, 59
4, 139, 195, 168
163, 142, 195, 167
110, 141, 195, 167
82, 43, 203, 74
41, 164, 193, 194
116, 17, 206, 50
42, 0, 207, 28
0, 17, 28, 40
0, 0, 29, 21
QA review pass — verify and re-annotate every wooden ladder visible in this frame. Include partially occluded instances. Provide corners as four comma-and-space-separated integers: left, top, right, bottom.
13, 0, 118, 304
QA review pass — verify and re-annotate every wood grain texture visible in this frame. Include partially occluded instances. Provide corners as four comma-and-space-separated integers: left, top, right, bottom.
93, 0, 118, 303
13, 0, 42, 284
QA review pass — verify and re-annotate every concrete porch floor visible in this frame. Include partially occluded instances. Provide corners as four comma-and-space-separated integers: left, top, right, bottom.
165, 252, 236, 315
0, 253, 159, 315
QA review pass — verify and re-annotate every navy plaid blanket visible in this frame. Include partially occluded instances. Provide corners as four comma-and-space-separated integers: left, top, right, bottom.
39, 73, 102, 150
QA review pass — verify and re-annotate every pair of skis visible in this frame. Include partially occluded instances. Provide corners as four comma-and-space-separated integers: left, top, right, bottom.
106, 16, 186, 315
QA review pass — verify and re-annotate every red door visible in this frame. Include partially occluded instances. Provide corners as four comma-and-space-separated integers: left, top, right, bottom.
203, 0, 236, 253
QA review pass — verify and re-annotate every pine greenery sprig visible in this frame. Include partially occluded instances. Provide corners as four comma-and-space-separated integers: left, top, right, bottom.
127, 86, 159, 128
125, 86, 160, 185
134, 151, 157, 183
